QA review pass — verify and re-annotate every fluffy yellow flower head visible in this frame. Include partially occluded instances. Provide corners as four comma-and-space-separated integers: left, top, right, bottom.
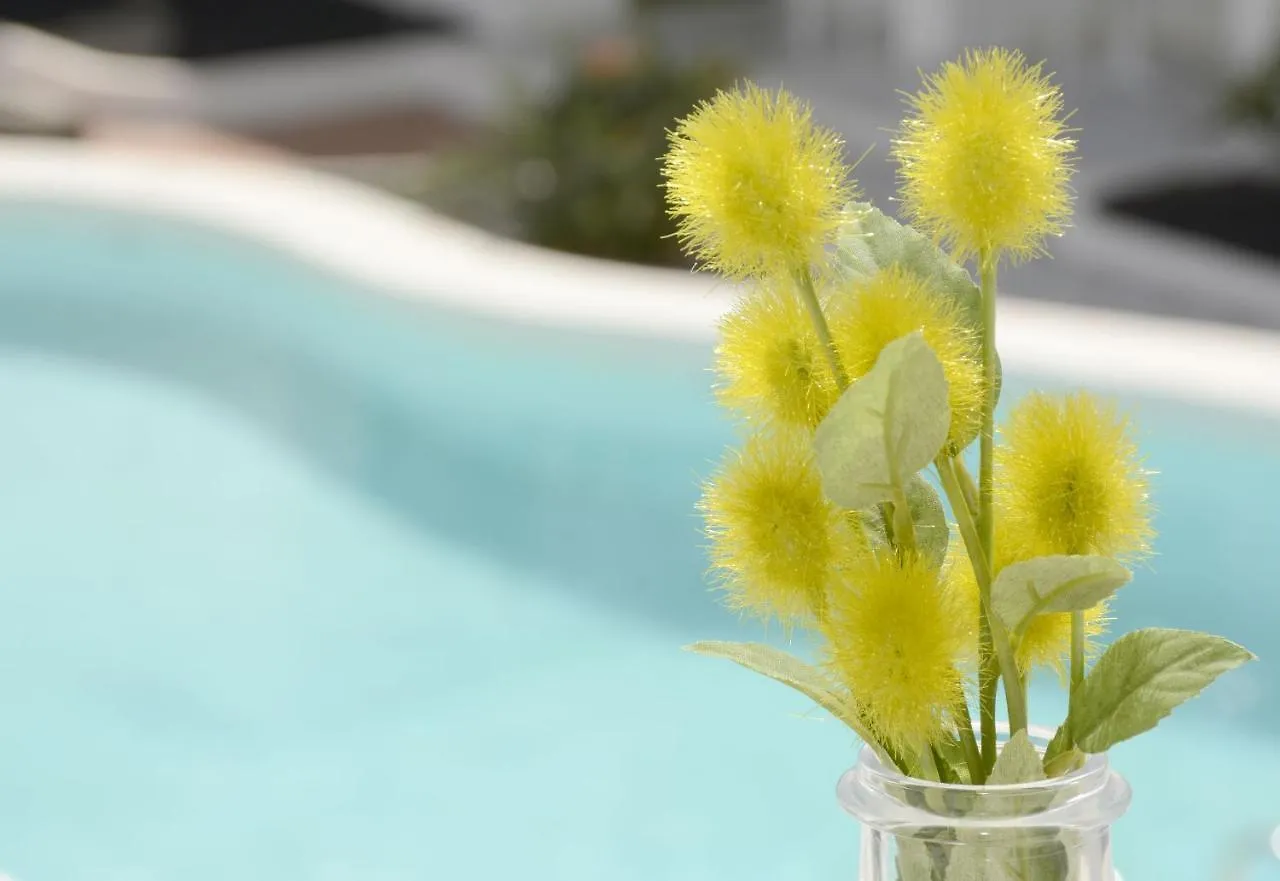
997, 391, 1153, 561
830, 266, 985, 452
701, 429, 850, 626
662, 83, 855, 279
894, 48, 1075, 262
990, 391, 1152, 673
716, 281, 841, 430
824, 553, 969, 750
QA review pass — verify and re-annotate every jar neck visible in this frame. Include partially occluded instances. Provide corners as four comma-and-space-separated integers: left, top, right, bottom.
838, 737, 1131, 835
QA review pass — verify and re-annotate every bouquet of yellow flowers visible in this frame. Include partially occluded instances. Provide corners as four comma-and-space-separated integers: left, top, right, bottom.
662, 49, 1254, 792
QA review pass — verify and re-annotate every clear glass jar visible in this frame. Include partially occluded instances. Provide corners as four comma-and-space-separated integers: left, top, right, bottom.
837, 732, 1132, 881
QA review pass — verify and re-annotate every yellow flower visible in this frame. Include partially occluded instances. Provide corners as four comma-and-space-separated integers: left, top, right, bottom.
989, 391, 1152, 673
701, 429, 851, 626
829, 266, 985, 452
893, 48, 1075, 262
997, 391, 1153, 561
716, 280, 841, 429
824, 553, 970, 750
662, 83, 855, 279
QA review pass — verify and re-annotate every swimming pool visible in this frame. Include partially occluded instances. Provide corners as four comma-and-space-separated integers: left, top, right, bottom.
0, 171, 1275, 880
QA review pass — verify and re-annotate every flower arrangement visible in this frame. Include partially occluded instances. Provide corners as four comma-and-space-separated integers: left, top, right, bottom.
662, 49, 1255, 786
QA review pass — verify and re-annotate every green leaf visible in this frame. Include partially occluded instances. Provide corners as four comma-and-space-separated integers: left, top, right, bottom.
814, 332, 950, 511
992, 555, 1131, 638
685, 641, 895, 765
831, 202, 999, 450
987, 730, 1046, 785
1071, 628, 1256, 753
859, 475, 950, 568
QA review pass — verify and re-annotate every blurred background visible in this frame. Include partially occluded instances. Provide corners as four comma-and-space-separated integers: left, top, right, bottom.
0, 1, 1276, 879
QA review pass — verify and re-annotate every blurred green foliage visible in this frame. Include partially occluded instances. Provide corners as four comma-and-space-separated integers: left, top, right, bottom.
426, 40, 733, 267
1224, 49, 1280, 130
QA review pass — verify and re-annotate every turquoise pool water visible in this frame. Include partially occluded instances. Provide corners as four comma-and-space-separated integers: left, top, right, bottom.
0, 203, 1274, 881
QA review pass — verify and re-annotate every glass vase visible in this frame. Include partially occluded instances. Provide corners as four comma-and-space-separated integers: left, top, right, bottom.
837, 732, 1131, 881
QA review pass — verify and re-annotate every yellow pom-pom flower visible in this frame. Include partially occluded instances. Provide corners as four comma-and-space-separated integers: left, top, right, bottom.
997, 391, 1153, 561
662, 83, 855, 280
701, 429, 851, 626
824, 553, 970, 750
716, 280, 841, 430
829, 266, 985, 451
988, 391, 1152, 673
893, 48, 1075, 262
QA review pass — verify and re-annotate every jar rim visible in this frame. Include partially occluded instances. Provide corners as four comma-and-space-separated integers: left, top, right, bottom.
854, 726, 1109, 794
836, 726, 1133, 831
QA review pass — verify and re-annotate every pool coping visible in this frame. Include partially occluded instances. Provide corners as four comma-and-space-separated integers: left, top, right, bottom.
1, 138, 1279, 416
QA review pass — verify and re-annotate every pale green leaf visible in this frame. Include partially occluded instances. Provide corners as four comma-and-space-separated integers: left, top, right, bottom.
992, 555, 1131, 638
814, 332, 950, 511
685, 641, 894, 764
1072, 628, 1255, 753
859, 474, 950, 568
987, 730, 1046, 785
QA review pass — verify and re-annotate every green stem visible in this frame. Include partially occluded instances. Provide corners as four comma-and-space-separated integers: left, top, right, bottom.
955, 457, 980, 521
1068, 610, 1085, 746
936, 456, 989, 583
986, 597, 1028, 734
795, 267, 848, 391
978, 251, 1004, 761
978, 253, 997, 563
954, 696, 986, 785
935, 455, 997, 768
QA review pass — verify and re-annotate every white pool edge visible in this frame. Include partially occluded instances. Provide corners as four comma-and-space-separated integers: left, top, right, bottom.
2, 139, 1279, 416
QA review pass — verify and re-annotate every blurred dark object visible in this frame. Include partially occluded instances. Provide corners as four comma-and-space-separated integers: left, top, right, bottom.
425, 38, 732, 267
0, 0, 464, 58
1106, 176, 1280, 263
0, 0, 103, 24
166, 0, 463, 60
1107, 46, 1280, 264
